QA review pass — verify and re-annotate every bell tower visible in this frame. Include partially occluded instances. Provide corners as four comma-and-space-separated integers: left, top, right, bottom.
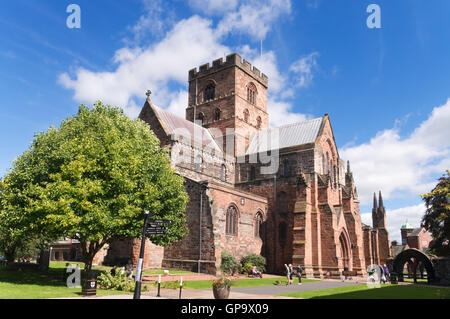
186, 53, 269, 156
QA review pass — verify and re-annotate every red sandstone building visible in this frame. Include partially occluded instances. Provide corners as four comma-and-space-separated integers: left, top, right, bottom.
391, 221, 433, 257
88, 53, 391, 277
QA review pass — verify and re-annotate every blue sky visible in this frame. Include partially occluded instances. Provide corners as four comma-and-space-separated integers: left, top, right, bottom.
1, 0, 449, 241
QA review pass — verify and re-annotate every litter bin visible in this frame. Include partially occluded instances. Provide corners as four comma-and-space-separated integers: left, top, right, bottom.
82, 272, 98, 296
390, 272, 398, 284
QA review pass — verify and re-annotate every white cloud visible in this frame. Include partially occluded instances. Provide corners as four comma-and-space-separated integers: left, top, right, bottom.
59, 1, 313, 128
188, 0, 239, 15
290, 52, 319, 88
267, 98, 311, 128
216, 0, 292, 40
361, 203, 426, 242
59, 16, 229, 118
340, 99, 450, 205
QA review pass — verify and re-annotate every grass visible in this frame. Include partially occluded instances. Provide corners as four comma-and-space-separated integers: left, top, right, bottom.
403, 278, 428, 283
49, 261, 195, 277
155, 277, 320, 290
0, 262, 132, 299
277, 284, 450, 299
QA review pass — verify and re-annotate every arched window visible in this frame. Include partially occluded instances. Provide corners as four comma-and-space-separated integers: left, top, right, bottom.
195, 155, 203, 172
249, 166, 256, 181
256, 116, 262, 129
277, 192, 287, 215
322, 154, 326, 175
333, 165, 337, 186
283, 160, 290, 177
220, 164, 227, 182
204, 84, 215, 101
279, 222, 287, 245
226, 205, 238, 235
247, 83, 256, 104
196, 112, 205, 126
325, 152, 329, 174
214, 108, 221, 121
254, 212, 263, 238
243, 109, 250, 123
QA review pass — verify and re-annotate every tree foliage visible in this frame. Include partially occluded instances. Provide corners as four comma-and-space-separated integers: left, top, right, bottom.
421, 170, 450, 257
0, 102, 188, 269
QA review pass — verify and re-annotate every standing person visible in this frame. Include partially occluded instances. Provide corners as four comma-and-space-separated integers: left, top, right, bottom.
288, 264, 294, 285
383, 264, 390, 282
284, 264, 292, 285
296, 265, 303, 285
125, 259, 133, 280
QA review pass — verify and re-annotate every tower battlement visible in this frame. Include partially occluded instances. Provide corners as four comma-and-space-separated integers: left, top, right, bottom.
188, 53, 268, 87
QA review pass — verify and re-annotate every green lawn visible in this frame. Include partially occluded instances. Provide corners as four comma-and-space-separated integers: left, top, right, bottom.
50, 261, 195, 277
277, 284, 450, 299
156, 277, 320, 290
0, 263, 131, 299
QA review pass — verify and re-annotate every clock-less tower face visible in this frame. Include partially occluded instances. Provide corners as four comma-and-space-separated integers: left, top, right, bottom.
186, 53, 269, 156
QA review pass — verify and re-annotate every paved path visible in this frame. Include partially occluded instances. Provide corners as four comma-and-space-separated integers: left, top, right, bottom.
142, 273, 281, 283
230, 280, 361, 296
57, 279, 363, 299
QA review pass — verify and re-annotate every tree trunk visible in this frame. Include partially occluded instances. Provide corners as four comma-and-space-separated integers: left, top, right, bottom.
5, 247, 16, 264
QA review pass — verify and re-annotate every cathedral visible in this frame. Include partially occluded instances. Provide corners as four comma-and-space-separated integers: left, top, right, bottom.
91, 53, 391, 277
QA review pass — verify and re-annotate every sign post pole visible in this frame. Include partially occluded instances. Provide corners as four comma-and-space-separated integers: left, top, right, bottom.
157, 275, 161, 297
133, 210, 150, 300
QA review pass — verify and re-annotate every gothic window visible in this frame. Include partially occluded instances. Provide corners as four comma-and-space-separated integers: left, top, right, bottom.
196, 112, 205, 125
322, 154, 326, 175
254, 212, 263, 238
244, 109, 250, 123
247, 83, 256, 104
256, 116, 262, 129
226, 205, 238, 235
325, 152, 329, 174
204, 84, 215, 101
333, 165, 337, 186
279, 222, 287, 245
195, 155, 203, 172
214, 108, 221, 121
283, 160, 290, 177
277, 191, 287, 215
220, 164, 227, 182
249, 166, 256, 181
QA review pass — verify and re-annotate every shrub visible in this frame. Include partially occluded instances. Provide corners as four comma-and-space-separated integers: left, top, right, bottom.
97, 271, 136, 292
242, 262, 253, 274
240, 254, 266, 273
220, 252, 240, 275
212, 277, 236, 289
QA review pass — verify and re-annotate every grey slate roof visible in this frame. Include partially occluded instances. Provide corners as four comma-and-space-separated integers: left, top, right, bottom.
246, 117, 324, 155
391, 244, 407, 257
408, 228, 422, 237
152, 104, 222, 152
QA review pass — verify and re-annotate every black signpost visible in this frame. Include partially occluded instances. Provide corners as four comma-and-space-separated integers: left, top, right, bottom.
133, 214, 173, 299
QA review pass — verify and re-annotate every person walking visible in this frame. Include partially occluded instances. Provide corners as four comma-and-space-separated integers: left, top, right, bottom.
288, 264, 294, 285
296, 265, 303, 285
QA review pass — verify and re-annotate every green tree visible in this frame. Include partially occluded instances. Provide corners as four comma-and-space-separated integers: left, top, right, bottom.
421, 170, 450, 257
0, 102, 188, 270
0, 180, 49, 263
